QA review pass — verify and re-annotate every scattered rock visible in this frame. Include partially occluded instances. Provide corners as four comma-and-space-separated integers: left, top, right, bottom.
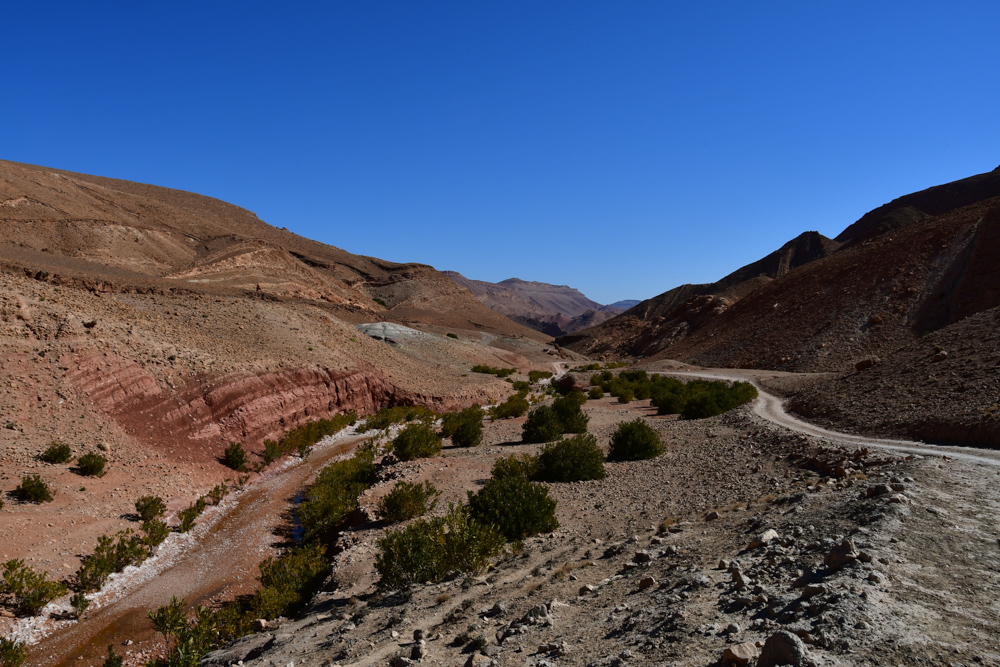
637, 576, 656, 591
749, 529, 779, 549
705, 511, 720, 521
722, 641, 759, 665
633, 550, 652, 563
252, 619, 269, 632
199, 633, 274, 665
579, 584, 598, 595
824, 539, 859, 572
866, 484, 892, 497
757, 630, 813, 667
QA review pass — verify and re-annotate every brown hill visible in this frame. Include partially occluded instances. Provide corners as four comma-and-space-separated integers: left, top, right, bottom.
0, 159, 545, 340
443, 271, 626, 336
561, 166, 1000, 372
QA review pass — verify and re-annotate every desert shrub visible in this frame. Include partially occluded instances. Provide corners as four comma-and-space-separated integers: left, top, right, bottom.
0, 497, 3, 510
616, 387, 634, 404
279, 412, 357, 455
552, 375, 577, 395
252, 542, 329, 619
102, 644, 123, 667
178, 497, 207, 533
135, 495, 167, 522
510, 380, 531, 392
490, 394, 529, 419
467, 476, 558, 541
148, 599, 224, 667
0, 637, 28, 667
392, 424, 442, 461
378, 481, 440, 523
298, 451, 375, 541
77, 452, 107, 477
522, 405, 563, 443
528, 370, 553, 384
261, 439, 283, 466
208, 483, 229, 506
446, 332, 459, 339
552, 395, 589, 433
75, 528, 151, 594
70, 591, 90, 618
536, 434, 606, 482
13, 475, 53, 503
375, 505, 504, 592
373, 297, 387, 307
141, 519, 170, 553
491, 453, 540, 480
221, 442, 248, 472
471, 365, 516, 378
0, 559, 68, 616
359, 405, 437, 433
440, 405, 484, 448
587, 386, 604, 400
607, 419, 664, 461
39, 441, 72, 464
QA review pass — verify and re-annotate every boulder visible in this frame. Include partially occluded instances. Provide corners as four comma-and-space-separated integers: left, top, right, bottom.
722, 642, 759, 665
757, 630, 813, 667
824, 539, 859, 571
749, 529, 779, 549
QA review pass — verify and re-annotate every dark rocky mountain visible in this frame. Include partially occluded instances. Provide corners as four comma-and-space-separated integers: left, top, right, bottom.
560, 165, 1000, 372
443, 272, 633, 336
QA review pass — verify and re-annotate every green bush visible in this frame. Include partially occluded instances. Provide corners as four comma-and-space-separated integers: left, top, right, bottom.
528, 370, 553, 384
360, 406, 437, 433
298, 451, 375, 541
0, 637, 28, 667
76, 528, 151, 593
607, 419, 664, 461
39, 441, 72, 464
70, 591, 90, 619
208, 483, 229, 505
490, 394, 529, 419
252, 542, 329, 619
510, 380, 531, 392
377, 481, 440, 523
77, 452, 107, 477
178, 497, 207, 533
552, 395, 589, 433
392, 424, 442, 461
261, 439, 283, 466
221, 442, 247, 472
141, 520, 170, 552
279, 412, 357, 455
521, 405, 563, 443
0, 559, 68, 616
467, 476, 559, 541
135, 495, 167, 522
102, 644, 123, 667
587, 386, 604, 400
14, 475, 53, 503
552, 375, 578, 395
375, 505, 504, 592
537, 434, 606, 482
491, 453, 540, 480
446, 332, 459, 339
617, 387, 634, 404
471, 365, 516, 378
441, 405, 484, 447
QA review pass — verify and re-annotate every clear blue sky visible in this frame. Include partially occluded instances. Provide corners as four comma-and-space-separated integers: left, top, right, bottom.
3, 2, 998, 304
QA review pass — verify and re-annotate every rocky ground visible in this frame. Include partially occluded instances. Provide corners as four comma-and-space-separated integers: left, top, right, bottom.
192, 387, 1000, 667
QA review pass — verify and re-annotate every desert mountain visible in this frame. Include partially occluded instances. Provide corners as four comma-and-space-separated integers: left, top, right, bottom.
443, 271, 630, 336
560, 166, 1000, 372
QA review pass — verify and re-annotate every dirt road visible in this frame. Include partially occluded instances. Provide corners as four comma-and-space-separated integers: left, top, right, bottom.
671, 369, 1000, 467
28, 432, 365, 667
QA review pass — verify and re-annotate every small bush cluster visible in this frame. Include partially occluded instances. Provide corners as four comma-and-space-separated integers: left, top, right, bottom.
298, 449, 375, 541
491, 453, 541, 480
587, 386, 604, 400
76, 523, 168, 593
527, 370, 553, 383
135, 495, 167, 522
607, 418, 664, 461
536, 434, 606, 482
13, 475, 53, 503
589, 372, 757, 419
251, 542, 330, 619
571, 361, 629, 372
274, 412, 357, 461
221, 442, 248, 472
446, 332, 459, 339
178, 497, 207, 533
490, 393, 529, 419
440, 405, 484, 447
467, 475, 559, 541
392, 424, 442, 461
471, 365, 516, 378
77, 452, 107, 477
510, 380, 531, 392
522, 395, 589, 443
0, 559, 68, 616
39, 441, 72, 464
377, 481, 440, 523
375, 504, 505, 592
359, 405, 438, 433
0, 637, 28, 667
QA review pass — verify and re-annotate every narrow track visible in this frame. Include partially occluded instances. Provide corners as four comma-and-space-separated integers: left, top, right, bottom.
672, 369, 1000, 467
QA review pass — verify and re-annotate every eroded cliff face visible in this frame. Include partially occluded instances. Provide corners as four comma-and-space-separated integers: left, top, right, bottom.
64, 352, 467, 456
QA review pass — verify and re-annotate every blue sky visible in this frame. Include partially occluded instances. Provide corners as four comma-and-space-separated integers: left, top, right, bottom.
3, 2, 998, 304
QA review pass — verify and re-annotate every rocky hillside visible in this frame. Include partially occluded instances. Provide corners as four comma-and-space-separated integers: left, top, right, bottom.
560, 166, 1000, 372
444, 272, 630, 336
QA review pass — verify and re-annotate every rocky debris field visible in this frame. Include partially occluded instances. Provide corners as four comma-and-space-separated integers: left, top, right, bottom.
199, 396, 1000, 667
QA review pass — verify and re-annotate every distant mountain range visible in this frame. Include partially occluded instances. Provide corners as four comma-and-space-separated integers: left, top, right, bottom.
443, 272, 636, 337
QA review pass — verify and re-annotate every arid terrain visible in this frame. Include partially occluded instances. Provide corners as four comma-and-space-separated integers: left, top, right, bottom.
3, 160, 1000, 667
